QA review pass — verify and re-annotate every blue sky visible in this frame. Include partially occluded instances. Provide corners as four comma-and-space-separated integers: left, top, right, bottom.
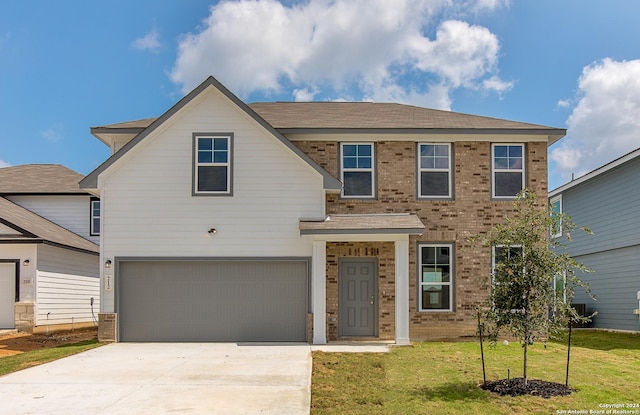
1, 0, 639, 190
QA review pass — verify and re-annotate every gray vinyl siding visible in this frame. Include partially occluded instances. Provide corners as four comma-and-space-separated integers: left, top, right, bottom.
556, 154, 640, 332
38, 245, 99, 277
573, 245, 640, 332
559, 155, 640, 256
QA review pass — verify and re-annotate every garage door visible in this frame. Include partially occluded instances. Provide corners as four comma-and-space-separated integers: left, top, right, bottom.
118, 260, 308, 342
0, 263, 16, 329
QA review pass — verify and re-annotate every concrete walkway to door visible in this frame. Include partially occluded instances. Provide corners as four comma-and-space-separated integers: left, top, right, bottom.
0, 342, 312, 414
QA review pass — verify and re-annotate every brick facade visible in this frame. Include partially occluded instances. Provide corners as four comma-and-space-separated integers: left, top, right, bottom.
294, 140, 548, 340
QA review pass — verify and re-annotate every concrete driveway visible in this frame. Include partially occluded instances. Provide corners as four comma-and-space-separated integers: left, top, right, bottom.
0, 342, 312, 414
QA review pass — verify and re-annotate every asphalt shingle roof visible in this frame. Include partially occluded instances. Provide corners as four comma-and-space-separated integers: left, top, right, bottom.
92, 102, 562, 132
0, 164, 85, 194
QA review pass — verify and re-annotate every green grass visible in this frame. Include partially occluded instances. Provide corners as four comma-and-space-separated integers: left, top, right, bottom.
0, 339, 102, 376
312, 331, 640, 415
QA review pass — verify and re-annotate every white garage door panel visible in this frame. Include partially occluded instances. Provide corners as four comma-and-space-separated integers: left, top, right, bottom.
0, 263, 16, 329
118, 260, 308, 342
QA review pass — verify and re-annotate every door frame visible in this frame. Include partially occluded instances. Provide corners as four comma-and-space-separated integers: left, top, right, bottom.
338, 257, 378, 337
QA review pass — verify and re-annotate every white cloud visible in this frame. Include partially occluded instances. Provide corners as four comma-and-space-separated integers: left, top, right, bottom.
0, 160, 11, 168
132, 27, 161, 53
550, 58, 640, 184
556, 99, 571, 109
40, 122, 64, 142
169, 0, 510, 109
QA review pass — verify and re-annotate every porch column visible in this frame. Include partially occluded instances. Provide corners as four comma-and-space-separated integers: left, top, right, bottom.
312, 240, 327, 344
394, 238, 410, 345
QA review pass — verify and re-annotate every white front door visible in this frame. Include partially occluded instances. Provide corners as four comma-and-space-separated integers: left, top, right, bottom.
0, 263, 16, 328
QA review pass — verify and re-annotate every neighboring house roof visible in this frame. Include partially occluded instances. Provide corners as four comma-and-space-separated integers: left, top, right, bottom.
81, 76, 343, 192
299, 213, 425, 235
0, 164, 85, 195
92, 102, 566, 144
0, 197, 99, 254
549, 146, 640, 197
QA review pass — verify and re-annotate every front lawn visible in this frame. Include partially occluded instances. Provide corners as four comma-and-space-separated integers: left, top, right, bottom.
0, 339, 102, 376
312, 331, 640, 415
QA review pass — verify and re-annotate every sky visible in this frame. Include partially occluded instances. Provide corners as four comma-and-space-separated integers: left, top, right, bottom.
1, 0, 640, 191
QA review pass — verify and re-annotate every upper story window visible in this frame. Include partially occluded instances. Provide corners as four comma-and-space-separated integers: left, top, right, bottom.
492, 144, 525, 199
418, 143, 452, 199
418, 244, 453, 312
193, 134, 233, 195
90, 198, 100, 236
340, 143, 375, 198
550, 195, 562, 238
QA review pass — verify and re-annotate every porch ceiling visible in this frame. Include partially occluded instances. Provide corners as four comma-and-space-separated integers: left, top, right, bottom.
299, 213, 425, 235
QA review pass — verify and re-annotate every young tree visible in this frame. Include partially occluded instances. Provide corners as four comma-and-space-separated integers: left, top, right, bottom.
472, 190, 593, 387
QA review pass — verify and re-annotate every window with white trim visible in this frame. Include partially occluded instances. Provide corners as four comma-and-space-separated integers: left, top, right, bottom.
418, 244, 453, 311
492, 245, 525, 310
341, 143, 375, 198
90, 199, 100, 236
492, 144, 525, 198
194, 134, 232, 195
418, 143, 452, 198
550, 195, 562, 238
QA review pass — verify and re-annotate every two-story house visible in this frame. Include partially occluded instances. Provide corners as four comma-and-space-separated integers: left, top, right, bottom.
81, 76, 564, 344
550, 147, 640, 333
0, 164, 100, 332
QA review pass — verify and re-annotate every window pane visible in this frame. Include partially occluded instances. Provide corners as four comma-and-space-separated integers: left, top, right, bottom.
343, 157, 357, 168
495, 172, 522, 197
213, 151, 227, 163
357, 144, 371, 156
343, 171, 372, 196
437, 247, 450, 264
198, 166, 228, 192
420, 144, 434, 157
510, 158, 522, 169
92, 218, 100, 233
434, 157, 449, 169
198, 151, 213, 163
494, 157, 508, 169
213, 138, 228, 151
420, 156, 435, 169
198, 138, 213, 151
494, 145, 507, 158
422, 246, 435, 264
434, 144, 449, 157
421, 172, 449, 197
508, 145, 522, 158
421, 285, 450, 310
343, 144, 357, 156
358, 156, 372, 169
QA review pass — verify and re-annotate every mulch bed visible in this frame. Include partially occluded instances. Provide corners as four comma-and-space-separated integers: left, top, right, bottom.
481, 378, 574, 398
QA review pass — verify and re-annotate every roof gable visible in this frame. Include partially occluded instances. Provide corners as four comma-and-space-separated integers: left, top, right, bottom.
81, 76, 342, 191
0, 164, 85, 194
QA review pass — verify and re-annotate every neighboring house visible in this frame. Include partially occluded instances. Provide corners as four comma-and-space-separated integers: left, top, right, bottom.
549, 148, 640, 333
0, 165, 100, 332
81, 76, 565, 344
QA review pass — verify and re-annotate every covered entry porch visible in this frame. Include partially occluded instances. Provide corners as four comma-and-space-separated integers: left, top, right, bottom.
300, 213, 425, 345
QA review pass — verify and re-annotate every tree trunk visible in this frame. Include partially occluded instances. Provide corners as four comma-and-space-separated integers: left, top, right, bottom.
523, 341, 528, 387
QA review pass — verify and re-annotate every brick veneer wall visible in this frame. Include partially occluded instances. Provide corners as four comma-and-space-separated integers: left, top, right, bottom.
294, 140, 548, 340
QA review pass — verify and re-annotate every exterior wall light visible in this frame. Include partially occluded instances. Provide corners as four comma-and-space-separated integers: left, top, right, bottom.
23, 259, 30, 266
105, 259, 112, 268
208, 228, 217, 234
